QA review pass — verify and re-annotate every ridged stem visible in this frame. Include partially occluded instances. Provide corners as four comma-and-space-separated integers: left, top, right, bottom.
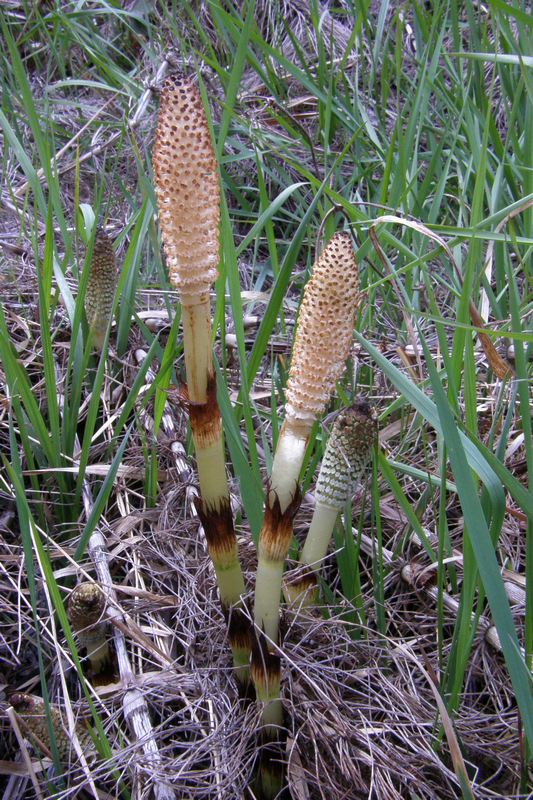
300, 503, 340, 568
254, 420, 308, 647
188, 370, 249, 685
253, 490, 302, 741
180, 295, 245, 613
252, 235, 360, 785
253, 232, 359, 655
181, 296, 213, 403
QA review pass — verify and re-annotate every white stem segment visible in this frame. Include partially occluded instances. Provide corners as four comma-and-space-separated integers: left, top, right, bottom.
300, 502, 340, 568
254, 558, 286, 644
181, 297, 213, 403
268, 423, 308, 512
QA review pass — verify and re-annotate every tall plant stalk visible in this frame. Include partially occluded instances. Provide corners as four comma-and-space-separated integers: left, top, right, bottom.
284, 399, 377, 606
252, 232, 360, 730
153, 74, 250, 687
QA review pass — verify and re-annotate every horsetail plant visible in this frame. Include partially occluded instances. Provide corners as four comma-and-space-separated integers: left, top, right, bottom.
67, 582, 111, 677
153, 74, 250, 688
84, 228, 117, 350
252, 232, 360, 729
284, 399, 377, 606
10, 693, 96, 764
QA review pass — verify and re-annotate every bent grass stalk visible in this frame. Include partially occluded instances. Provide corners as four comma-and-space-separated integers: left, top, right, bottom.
153, 74, 250, 686
284, 399, 377, 606
252, 232, 360, 730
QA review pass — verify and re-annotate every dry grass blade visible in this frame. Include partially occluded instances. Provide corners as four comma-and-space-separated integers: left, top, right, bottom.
393, 647, 474, 800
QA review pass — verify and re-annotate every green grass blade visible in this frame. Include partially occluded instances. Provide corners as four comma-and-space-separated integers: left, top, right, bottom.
115, 199, 151, 356
354, 331, 533, 521
74, 423, 133, 560
215, 360, 264, 539
420, 334, 533, 747
0, 305, 68, 496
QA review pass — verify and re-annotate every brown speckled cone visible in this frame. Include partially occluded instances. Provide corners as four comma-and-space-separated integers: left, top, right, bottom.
68, 582, 106, 629
68, 582, 111, 676
285, 231, 360, 425
153, 74, 220, 301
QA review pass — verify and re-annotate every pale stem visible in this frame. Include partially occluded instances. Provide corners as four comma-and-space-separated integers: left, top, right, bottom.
254, 558, 285, 643
181, 296, 213, 403
254, 423, 308, 644
82, 631, 110, 672
261, 697, 283, 730
215, 558, 246, 607
195, 438, 230, 506
268, 423, 308, 511
300, 502, 341, 569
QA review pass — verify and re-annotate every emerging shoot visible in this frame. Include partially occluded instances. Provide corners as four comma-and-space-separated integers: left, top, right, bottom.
68, 582, 111, 677
285, 399, 377, 606
10, 693, 96, 764
84, 228, 117, 350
